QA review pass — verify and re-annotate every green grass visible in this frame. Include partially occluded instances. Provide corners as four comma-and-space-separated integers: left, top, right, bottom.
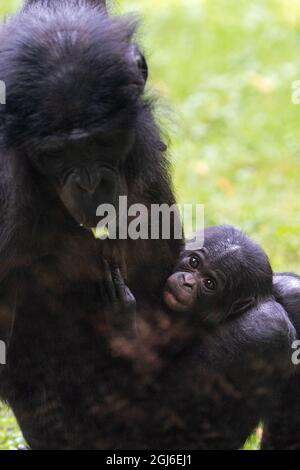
1, 0, 300, 450
0, 406, 25, 450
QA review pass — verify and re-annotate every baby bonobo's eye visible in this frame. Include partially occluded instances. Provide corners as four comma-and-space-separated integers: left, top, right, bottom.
203, 278, 216, 291
189, 255, 200, 269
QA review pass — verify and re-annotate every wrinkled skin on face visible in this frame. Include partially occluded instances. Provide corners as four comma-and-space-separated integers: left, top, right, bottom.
164, 271, 198, 312
31, 128, 135, 227
163, 249, 225, 323
163, 225, 273, 326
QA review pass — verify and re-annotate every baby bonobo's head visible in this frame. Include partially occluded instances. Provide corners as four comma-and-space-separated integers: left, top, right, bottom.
163, 225, 273, 326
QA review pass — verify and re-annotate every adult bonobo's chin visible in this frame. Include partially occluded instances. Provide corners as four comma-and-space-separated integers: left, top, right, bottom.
2, 2, 147, 228
164, 225, 273, 325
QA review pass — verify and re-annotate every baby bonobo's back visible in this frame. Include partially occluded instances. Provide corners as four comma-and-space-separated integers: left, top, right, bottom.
163, 225, 273, 326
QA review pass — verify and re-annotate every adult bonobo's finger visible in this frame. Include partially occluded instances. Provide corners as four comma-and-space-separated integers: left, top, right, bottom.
109, 266, 137, 335
112, 267, 136, 307
102, 258, 117, 303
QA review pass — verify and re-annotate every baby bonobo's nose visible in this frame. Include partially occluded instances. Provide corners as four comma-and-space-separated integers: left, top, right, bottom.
181, 272, 196, 291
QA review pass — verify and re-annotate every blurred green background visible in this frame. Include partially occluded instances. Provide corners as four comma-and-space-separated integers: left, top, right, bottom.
1, 0, 300, 450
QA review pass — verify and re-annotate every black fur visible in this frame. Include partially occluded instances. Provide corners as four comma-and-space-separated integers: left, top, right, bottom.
0, 0, 182, 449
262, 273, 300, 449
0, 0, 296, 450
164, 225, 274, 326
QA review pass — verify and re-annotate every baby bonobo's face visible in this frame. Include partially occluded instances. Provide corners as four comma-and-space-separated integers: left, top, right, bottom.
163, 225, 273, 326
163, 248, 223, 318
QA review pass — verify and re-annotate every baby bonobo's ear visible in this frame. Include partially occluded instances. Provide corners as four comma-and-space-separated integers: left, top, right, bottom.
226, 297, 256, 319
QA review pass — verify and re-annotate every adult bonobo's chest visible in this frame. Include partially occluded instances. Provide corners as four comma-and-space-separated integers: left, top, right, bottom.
0, 230, 183, 449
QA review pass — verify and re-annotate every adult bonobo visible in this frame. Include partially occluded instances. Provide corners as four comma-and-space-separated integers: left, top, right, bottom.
0, 0, 181, 449
104, 225, 296, 449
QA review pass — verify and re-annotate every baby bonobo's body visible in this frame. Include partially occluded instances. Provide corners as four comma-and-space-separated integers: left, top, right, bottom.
104, 225, 273, 331
101, 226, 299, 451
163, 225, 273, 326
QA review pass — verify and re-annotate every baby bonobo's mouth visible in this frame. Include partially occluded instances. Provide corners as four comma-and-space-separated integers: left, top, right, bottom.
163, 272, 196, 312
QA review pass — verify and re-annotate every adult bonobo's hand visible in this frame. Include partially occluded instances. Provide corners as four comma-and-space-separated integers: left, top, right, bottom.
101, 258, 137, 337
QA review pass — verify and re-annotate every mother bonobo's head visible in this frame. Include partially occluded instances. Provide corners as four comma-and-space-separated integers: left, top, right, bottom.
0, 1, 151, 228
164, 225, 273, 326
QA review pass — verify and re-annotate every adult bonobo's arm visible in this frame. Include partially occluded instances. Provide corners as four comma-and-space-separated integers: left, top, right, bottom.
0, 148, 35, 278
0, 147, 37, 343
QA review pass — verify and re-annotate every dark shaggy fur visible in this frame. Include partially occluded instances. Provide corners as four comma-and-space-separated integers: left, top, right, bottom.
261, 273, 300, 449
163, 225, 274, 325
0, 0, 296, 450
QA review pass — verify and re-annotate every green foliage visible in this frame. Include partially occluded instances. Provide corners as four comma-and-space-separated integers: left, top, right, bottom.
0, 0, 21, 17
243, 428, 262, 451
1, 0, 300, 450
118, 0, 300, 273
0, 406, 25, 450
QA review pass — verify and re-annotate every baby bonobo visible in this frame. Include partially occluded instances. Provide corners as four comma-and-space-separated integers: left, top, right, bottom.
104, 225, 273, 331
163, 225, 273, 326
